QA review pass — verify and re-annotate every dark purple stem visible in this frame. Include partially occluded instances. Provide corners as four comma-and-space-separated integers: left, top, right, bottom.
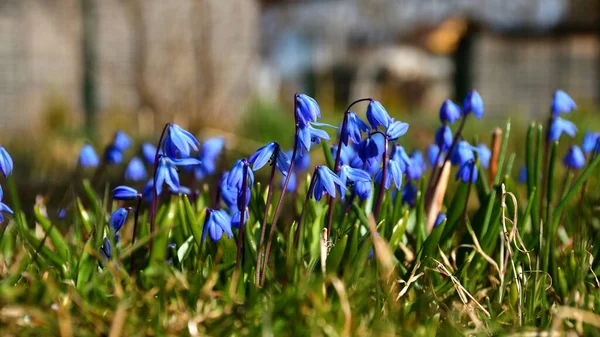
129, 194, 142, 274
294, 167, 319, 246
373, 136, 389, 220
236, 161, 250, 272
149, 123, 172, 253
255, 146, 279, 286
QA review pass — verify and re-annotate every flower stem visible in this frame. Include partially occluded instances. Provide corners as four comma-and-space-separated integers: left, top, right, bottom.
373, 136, 389, 219
294, 168, 318, 246
255, 146, 279, 286
149, 123, 171, 253
129, 195, 142, 274
236, 161, 249, 272
261, 94, 299, 286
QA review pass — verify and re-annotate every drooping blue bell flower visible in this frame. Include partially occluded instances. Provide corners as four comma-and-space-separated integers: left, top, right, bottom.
298, 122, 333, 153
231, 209, 249, 229
391, 145, 412, 172
401, 182, 418, 207
563, 145, 586, 170
142, 143, 157, 165
248, 142, 290, 175
169, 185, 192, 195
475, 143, 491, 169
435, 125, 453, 151
582, 130, 599, 154
125, 157, 148, 181
375, 158, 403, 190
518, 165, 528, 184
338, 165, 371, 199
237, 187, 251, 211
202, 209, 233, 242
355, 180, 372, 201
332, 144, 356, 166
113, 130, 132, 152
411, 150, 427, 172
296, 94, 321, 127
104, 145, 123, 165
450, 141, 475, 166
220, 172, 238, 209
366, 100, 391, 130
405, 156, 423, 181
551, 90, 577, 117
456, 160, 478, 183
548, 117, 577, 142
142, 179, 154, 203
358, 137, 381, 166
282, 172, 297, 192
109, 208, 129, 232
439, 99, 461, 125
0, 147, 13, 177
195, 137, 225, 179
289, 149, 310, 172
462, 90, 484, 119
112, 186, 140, 200
434, 213, 446, 228
311, 166, 346, 201
155, 155, 201, 195
340, 112, 369, 145
226, 159, 254, 190
100, 237, 112, 261
78, 144, 100, 168
386, 119, 409, 141
427, 144, 441, 167
163, 124, 200, 158
0, 186, 13, 223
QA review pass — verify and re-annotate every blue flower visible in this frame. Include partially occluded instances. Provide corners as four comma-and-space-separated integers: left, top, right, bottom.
100, 237, 112, 260
551, 90, 577, 117
456, 160, 478, 183
563, 145, 586, 170
341, 112, 369, 145
142, 179, 154, 203
113, 131, 132, 152
386, 119, 409, 141
104, 145, 123, 165
391, 145, 412, 172
311, 166, 346, 201
427, 144, 441, 167
462, 90, 484, 119
170, 186, 192, 195
338, 165, 371, 199
450, 141, 475, 166
375, 159, 403, 190
237, 187, 251, 211
125, 157, 148, 181
282, 172, 297, 192
231, 209, 249, 229
582, 130, 599, 154
109, 208, 129, 231
434, 213, 446, 228
0, 147, 13, 177
435, 125, 453, 151
405, 156, 423, 181
155, 155, 201, 195
355, 180, 372, 200
296, 94, 321, 127
195, 137, 225, 179
202, 209, 233, 242
518, 165, 528, 184
475, 144, 491, 169
0, 186, 13, 223
248, 142, 290, 175
112, 186, 140, 200
548, 117, 577, 142
298, 123, 332, 152
163, 124, 200, 158
220, 172, 238, 209
366, 100, 391, 130
78, 144, 99, 168
439, 99, 461, 124
290, 150, 310, 172
411, 150, 427, 172
332, 144, 356, 166
401, 182, 418, 207
358, 137, 381, 166
142, 143, 157, 165
58, 209, 67, 219
226, 159, 254, 190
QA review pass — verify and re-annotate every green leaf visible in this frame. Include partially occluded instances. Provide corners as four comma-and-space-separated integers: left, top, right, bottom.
183, 195, 204, 249
326, 234, 347, 273
76, 237, 97, 290
321, 140, 335, 170
149, 198, 177, 265
76, 198, 93, 235
34, 206, 69, 263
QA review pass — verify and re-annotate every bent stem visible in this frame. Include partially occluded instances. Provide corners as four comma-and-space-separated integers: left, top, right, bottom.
236, 161, 250, 272
129, 194, 142, 274
373, 135, 389, 220
255, 146, 279, 286
149, 123, 172, 253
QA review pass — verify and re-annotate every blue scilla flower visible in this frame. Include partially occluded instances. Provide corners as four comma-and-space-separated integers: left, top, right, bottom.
548, 117, 577, 142
332, 144, 356, 166
125, 157, 148, 181
142, 143, 157, 165
391, 145, 412, 172
427, 144, 441, 167
113, 130, 132, 152
518, 165, 528, 184
237, 187, 251, 211
439, 99, 461, 124
163, 124, 200, 158
170, 185, 192, 195
405, 156, 423, 181
386, 119, 409, 141
434, 213, 446, 228
109, 208, 129, 232
338, 165, 371, 199
311, 166, 346, 201
100, 237, 112, 261
358, 137, 380, 166
296, 94, 321, 127
375, 159, 403, 190
456, 160, 478, 183
475, 143, 491, 169
450, 141, 475, 166
78, 144, 99, 168
462, 90, 484, 119
366, 100, 391, 130
355, 180, 372, 201
298, 123, 332, 152
155, 155, 201, 195
0, 147, 13, 177
231, 209, 249, 229
248, 142, 290, 175
195, 137, 225, 179
105, 145, 123, 165
435, 125, 453, 151
551, 90, 577, 117
401, 182, 418, 207
290, 150, 310, 172
226, 159, 254, 190
0, 186, 13, 223
411, 150, 427, 172
563, 145, 586, 170
582, 130, 599, 154
142, 179, 154, 203
112, 186, 140, 200
58, 209, 67, 219
202, 209, 233, 242
282, 172, 297, 192
341, 112, 369, 145
220, 172, 238, 209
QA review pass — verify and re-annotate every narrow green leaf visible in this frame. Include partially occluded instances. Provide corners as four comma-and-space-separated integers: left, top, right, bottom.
34, 206, 69, 262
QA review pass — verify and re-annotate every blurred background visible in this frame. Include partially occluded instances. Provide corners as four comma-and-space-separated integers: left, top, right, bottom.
0, 0, 599, 185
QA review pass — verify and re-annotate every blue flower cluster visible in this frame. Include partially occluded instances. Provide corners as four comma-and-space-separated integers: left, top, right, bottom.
0, 147, 13, 223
